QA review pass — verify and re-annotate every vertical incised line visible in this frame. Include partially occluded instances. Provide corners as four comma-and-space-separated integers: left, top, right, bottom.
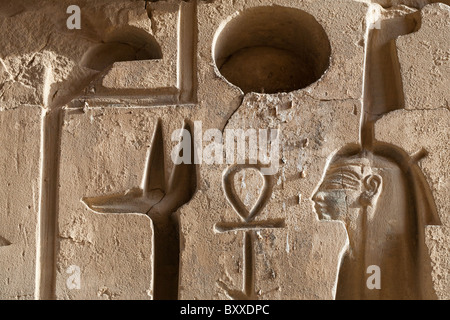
360, 7, 377, 152
244, 231, 255, 298
36, 108, 61, 300
360, 206, 368, 300
178, 0, 198, 103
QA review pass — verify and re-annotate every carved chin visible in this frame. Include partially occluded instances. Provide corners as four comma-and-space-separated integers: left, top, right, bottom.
319, 212, 333, 221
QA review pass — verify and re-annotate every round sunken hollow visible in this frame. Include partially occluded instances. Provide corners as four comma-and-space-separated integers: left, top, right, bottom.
214, 6, 332, 94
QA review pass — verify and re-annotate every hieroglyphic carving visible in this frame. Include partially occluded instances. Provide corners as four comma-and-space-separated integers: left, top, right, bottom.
313, 145, 441, 300
215, 165, 285, 300
82, 120, 196, 300
311, 4, 445, 300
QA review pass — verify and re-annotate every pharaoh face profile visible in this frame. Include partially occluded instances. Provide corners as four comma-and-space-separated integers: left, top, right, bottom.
313, 145, 440, 300
313, 158, 382, 223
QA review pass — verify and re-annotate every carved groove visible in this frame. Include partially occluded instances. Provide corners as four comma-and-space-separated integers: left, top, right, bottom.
213, 6, 331, 94
83, 120, 197, 300
216, 165, 284, 300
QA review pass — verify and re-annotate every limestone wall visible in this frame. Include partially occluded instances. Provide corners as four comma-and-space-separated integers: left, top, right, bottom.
0, 0, 448, 300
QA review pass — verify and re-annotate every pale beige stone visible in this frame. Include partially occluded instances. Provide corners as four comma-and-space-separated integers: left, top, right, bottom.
366, 0, 450, 8
55, 105, 196, 300
56, 108, 158, 300
396, 3, 450, 110
374, 3, 449, 299
0, 107, 42, 299
375, 109, 449, 299
83, 2, 180, 97
176, 0, 371, 300
179, 93, 360, 300
0, 0, 449, 301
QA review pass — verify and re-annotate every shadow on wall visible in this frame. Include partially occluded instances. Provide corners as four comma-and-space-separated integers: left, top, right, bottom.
45, 25, 162, 110
313, 143, 441, 300
213, 6, 331, 94
82, 120, 198, 300
80, 26, 162, 72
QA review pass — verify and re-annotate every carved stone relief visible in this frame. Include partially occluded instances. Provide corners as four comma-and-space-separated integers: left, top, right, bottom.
314, 145, 440, 299
0, 0, 448, 300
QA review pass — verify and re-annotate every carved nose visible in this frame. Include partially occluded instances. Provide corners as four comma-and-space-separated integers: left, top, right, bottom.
313, 190, 325, 203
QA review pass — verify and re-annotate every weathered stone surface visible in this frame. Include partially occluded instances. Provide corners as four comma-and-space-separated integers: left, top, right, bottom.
0, 0, 448, 301
178, 0, 369, 300
83, 1, 180, 97
374, 3, 449, 300
0, 0, 178, 109
55, 106, 196, 300
179, 93, 360, 300
367, 0, 450, 8
56, 108, 156, 300
375, 108, 450, 299
0, 107, 42, 299
396, 3, 449, 110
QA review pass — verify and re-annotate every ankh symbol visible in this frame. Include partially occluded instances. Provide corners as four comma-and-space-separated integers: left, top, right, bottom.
215, 164, 285, 300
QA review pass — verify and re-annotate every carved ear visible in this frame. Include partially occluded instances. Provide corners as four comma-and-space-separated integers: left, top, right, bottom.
360, 174, 382, 207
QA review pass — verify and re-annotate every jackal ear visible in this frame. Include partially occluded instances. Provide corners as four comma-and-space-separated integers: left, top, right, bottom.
360, 174, 382, 207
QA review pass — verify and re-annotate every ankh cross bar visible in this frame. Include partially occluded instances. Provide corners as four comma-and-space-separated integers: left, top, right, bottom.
214, 164, 285, 300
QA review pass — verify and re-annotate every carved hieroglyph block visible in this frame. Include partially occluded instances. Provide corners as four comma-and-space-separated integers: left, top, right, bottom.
195, 0, 369, 128
54, 1, 197, 300
1, 0, 448, 301
375, 3, 450, 300
179, 0, 369, 299
55, 106, 200, 300
0, 0, 179, 109
376, 109, 450, 299
179, 95, 360, 300
0, 107, 42, 299
82, 1, 180, 97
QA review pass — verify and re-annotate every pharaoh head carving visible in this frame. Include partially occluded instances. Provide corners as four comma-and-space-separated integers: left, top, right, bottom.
312, 144, 441, 300
313, 152, 383, 223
